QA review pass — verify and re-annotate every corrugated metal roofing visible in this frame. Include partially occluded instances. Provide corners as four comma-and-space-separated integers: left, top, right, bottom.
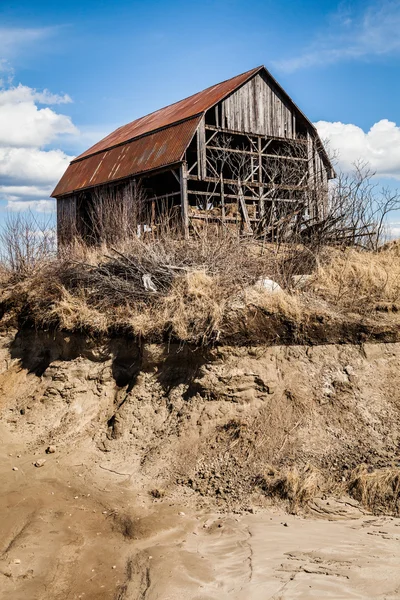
76, 67, 261, 161
52, 65, 333, 197
52, 117, 200, 197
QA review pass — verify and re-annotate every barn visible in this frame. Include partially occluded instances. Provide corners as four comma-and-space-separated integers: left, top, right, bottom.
52, 65, 335, 244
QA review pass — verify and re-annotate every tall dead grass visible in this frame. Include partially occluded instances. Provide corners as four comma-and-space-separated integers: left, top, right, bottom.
311, 245, 400, 313
349, 465, 400, 515
257, 464, 328, 513
0, 214, 399, 341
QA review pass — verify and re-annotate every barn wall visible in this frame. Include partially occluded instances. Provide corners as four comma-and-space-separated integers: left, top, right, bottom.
57, 195, 77, 246
220, 73, 295, 138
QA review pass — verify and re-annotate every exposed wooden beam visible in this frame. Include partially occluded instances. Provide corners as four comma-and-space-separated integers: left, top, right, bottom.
180, 163, 189, 239
206, 145, 308, 161
187, 189, 298, 202
172, 169, 180, 184
205, 124, 308, 145
187, 174, 307, 191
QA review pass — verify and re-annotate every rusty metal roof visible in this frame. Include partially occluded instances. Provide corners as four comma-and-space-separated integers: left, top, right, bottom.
52, 67, 263, 197
52, 65, 332, 197
52, 116, 201, 197
76, 67, 262, 161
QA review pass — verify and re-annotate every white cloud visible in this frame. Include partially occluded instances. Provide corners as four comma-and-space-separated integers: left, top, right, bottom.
0, 184, 56, 213
0, 84, 76, 148
0, 147, 73, 185
315, 119, 400, 179
6, 199, 56, 213
389, 222, 400, 239
275, 1, 400, 72
0, 84, 72, 105
0, 78, 76, 211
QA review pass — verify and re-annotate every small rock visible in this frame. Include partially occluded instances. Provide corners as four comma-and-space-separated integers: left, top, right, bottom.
20, 408, 25, 415
178, 511, 186, 517
112, 565, 116, 569
46, 445, 56, 454
14, 559, 21, 565
12, 466, 18, 471
255, 277, 282, 294
283, 522, 288, 527
34, 459, 46, 468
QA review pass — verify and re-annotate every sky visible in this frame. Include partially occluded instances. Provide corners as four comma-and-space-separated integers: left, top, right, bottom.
0, 0, 400, 235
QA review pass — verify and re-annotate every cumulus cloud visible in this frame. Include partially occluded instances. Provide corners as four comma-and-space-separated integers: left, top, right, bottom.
315, 119, 400, 180
0, 84, 76, 148
0, 147, 72, 185
0, 80, 76, 211
275, 1, 400, 72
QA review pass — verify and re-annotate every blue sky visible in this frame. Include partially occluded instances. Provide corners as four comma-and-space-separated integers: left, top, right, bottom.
1, 0, 400, 234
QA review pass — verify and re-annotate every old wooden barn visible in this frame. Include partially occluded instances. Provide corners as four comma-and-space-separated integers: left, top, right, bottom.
52, 66, 335, 244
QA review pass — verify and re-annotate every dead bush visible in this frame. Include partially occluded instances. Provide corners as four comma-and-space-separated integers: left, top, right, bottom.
257, 464, 327, 512
349, 465, 400, 515
0, 212, 55, 280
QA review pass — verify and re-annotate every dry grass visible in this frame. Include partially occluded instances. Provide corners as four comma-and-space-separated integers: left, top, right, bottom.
349, 465, 400, 515
310, 245, 400, 313
0, 230, 399, 343
257, 464, 328, 513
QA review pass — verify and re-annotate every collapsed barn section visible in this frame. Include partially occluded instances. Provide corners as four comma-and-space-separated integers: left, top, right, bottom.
52, 66, 335, 244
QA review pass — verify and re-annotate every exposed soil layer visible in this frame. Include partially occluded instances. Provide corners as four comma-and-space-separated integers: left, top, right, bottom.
1, 328, 400, 598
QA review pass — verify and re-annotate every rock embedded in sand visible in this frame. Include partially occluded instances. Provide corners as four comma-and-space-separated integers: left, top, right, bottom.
46, 445, 56, 454
34, 459, 46, 468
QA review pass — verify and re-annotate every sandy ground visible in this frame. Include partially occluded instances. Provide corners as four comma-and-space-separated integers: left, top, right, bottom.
1, 335, 400, 599
1, 435, 399, 600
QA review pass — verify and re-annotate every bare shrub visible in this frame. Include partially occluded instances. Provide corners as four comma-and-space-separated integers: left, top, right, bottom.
0, 212, 56, 279
90, 180, 147, 245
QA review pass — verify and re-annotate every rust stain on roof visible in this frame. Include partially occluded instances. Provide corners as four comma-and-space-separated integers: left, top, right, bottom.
76, 67, 262, 161
52, 117, 200, 197
52, 65, 332, 197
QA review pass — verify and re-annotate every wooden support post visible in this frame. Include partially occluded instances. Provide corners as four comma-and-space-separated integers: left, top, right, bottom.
180, 162, 189, 239
220, 174, 226, 224
307, 132, 316, 219
197, 116, 207, 180
238, 186, 253, 235
258, 137, 264, 220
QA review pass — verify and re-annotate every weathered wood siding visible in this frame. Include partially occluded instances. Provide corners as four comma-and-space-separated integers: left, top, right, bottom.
220, 73, 295, 138
57, 195, 77, 246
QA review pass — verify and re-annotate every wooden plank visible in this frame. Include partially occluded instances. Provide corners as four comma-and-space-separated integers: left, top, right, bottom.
180, 163, 189, 239
197, 116, 207, 180
258, 136, 264, 219
188, 175, 308, 192
238, 187, 253, 234
57, 194, 77, 247
205, 125, 308, 144
220, 174, 226, 223
206, 145, 307, 160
